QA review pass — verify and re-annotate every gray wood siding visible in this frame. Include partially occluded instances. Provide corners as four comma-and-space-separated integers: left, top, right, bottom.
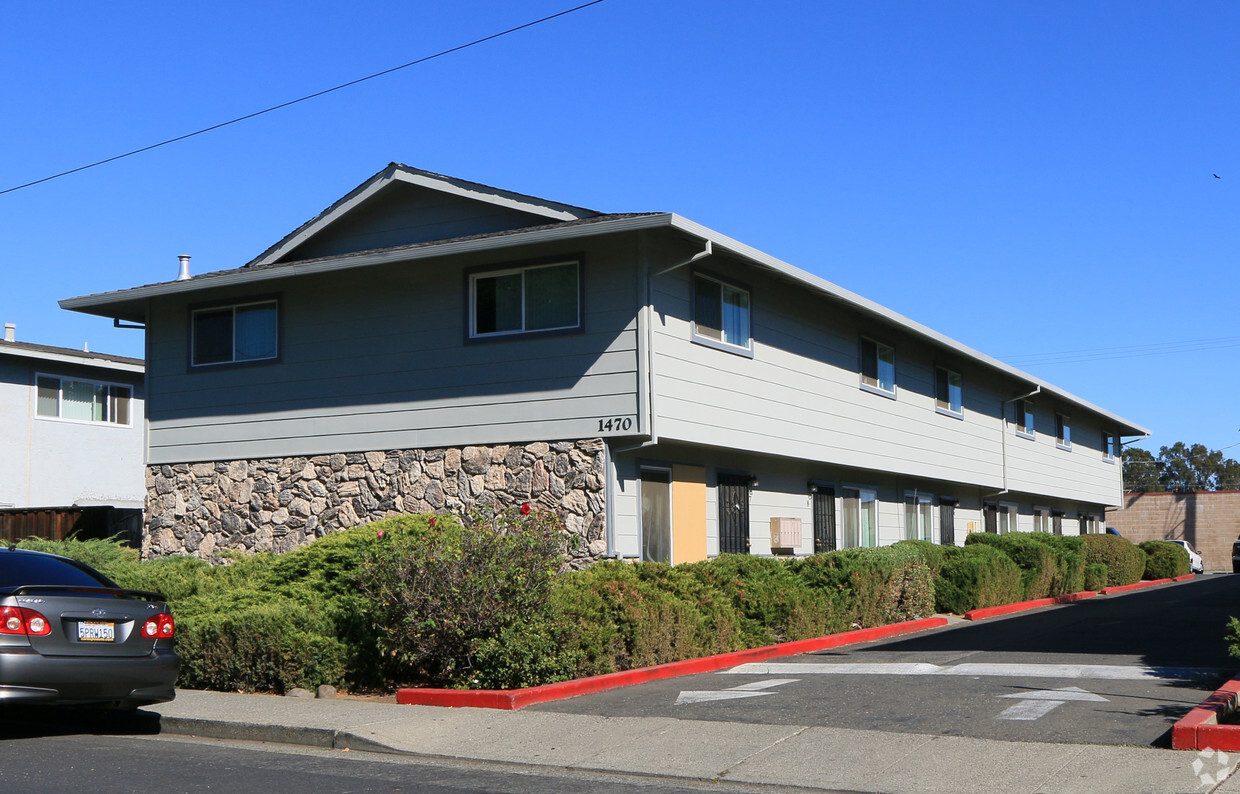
145, 238, 641, 464
280, 183, 555, 262
646, 250, 1123, 507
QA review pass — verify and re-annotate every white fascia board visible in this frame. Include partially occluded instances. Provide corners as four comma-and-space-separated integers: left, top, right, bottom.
666, 215, 1150, 437
0, 346, 143, 374
61, 214, 675, 312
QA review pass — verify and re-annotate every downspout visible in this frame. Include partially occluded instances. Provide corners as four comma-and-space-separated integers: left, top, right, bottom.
983, 385, 1041, 501
614, 239, 714, 458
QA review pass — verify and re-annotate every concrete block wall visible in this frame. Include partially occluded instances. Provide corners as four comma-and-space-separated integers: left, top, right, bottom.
1105, 491, 1240, 572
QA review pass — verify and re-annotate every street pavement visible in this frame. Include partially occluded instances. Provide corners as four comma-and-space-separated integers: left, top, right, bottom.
145, 688, 1236, 793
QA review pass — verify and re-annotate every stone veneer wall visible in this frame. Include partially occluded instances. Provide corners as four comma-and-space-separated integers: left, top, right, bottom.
144, 439, 607, 565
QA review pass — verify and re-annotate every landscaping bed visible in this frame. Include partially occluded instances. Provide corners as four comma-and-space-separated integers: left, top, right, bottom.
19, 512, 1193, 698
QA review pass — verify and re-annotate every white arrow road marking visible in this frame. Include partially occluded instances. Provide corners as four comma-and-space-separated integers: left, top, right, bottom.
675, 678, 798, 706
999, 686, 1109, 702
722, 662, 1221, 681
996, 687, 1109, 721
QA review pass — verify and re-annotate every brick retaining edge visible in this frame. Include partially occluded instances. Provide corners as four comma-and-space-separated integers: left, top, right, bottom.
395, 616, 949, 710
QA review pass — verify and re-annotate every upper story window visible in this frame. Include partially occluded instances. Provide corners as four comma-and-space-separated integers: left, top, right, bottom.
860, 337, 895, 395
470, 260, 580, 338
36, 375, 131, 425
1102, 430, 1119, 461
192, 299, 278, 367
935, 366, 963, 416
1015, 398, 1035, 438
1055, 413, 1071, 449
692, 273, 751, 353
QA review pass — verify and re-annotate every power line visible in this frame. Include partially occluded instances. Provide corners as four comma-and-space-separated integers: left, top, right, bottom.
0, 1, 606, 197
1003, 335, 1240, 367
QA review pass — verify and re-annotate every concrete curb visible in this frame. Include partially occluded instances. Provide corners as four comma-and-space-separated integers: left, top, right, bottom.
963, 591, 1097, 621
1173, 677, 1240, 750
397, 616, 950, 709
960, 574, 1195, 621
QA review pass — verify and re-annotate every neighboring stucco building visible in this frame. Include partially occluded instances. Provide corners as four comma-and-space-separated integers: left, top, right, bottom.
61, 164, 1147, 561
0, 324, 145, 538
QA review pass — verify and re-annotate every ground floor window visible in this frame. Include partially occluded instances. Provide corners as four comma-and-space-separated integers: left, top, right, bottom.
841, 486, 878, 548
904, 492, 934, 542
1033, 507, 1051, 533
640, 468, 671, 563
984, 502, 1017, 534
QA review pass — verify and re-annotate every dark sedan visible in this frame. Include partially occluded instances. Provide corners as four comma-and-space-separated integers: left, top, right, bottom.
0, 547, 178, 709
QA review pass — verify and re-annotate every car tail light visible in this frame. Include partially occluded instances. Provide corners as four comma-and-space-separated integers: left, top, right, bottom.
141, 613, 175, 639
0, 606, 52, 636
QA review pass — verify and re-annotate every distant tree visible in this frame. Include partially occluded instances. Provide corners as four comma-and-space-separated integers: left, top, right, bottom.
1122, 447, 1161, 492
1123, 442, 1240, 492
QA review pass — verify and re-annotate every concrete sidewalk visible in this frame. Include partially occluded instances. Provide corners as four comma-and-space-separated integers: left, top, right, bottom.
148, 689, 1236, 793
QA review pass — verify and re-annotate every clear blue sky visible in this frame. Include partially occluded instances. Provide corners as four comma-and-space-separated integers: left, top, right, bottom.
2, 1, 1236, 455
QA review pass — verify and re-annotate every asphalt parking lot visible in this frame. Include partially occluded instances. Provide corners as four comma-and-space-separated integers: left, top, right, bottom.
532, 575, 1240, 747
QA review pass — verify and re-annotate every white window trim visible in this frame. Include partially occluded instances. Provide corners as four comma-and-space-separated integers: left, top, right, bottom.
934, 366, 963, 419
638, 466, 674, 565
1033, 506, 1051, 533
1015, 400, 1036, 440
468, 260, 581, 339
860, 337, 896, 398
904, 491, 935, 542
690, 273, 753, 357
1103, 431, 1118, 463
34, 372, 134, 428
190, 298, 279, 368
840, 484, 879, 549
1055, 413, 1071, 451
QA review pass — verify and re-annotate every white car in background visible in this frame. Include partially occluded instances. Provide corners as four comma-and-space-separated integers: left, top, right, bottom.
1167, 540, 1204, 574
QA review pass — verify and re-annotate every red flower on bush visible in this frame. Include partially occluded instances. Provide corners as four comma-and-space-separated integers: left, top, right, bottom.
520, 503, 531, 516
376, 530, 385, 539
429, 516, 436, 526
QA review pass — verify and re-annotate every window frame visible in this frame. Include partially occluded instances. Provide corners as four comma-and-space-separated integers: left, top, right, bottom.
904, 491, 935, 542
935, 366, 963, 418
35, 373, 134, 427
467, 258, 584, 341
840, 484, 879, 548
189, 296, 281, 369
690, 271, 753, 357
1055, 412, 1071, 450
1015, 398, 1036, 439
638, 466, 673, 564
859, 337, 896, 398
1102, 430, 1119, 462
1033, 506, 1051, 533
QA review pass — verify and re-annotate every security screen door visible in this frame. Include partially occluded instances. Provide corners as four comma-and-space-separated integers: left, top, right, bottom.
716, 474, 751, 554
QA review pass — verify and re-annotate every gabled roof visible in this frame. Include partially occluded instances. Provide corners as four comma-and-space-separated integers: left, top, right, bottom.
0, 340, 143, 374
245, 163, 602, 268
59, 164, 1148, 436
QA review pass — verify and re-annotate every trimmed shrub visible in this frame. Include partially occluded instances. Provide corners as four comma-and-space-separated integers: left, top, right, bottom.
1082, 534, 1146, 587
790, 545, 936, 628
964, 533, 1056, 600
1138, 541, 1190, 580
174, 587, 347, 693
1026, 534, 1087, 596
934, 544, 1023, 614
680, 554, 851, 643
892, 539, 946, 577
357, 507, 570, 687
1084, 563, 1108, 591
545, 561, 754, 677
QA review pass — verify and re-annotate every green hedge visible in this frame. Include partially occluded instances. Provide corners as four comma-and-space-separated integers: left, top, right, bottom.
1084, 562, 1109, 591
934, 544, 1023, 614
964, 533, 1056, 600
1082, 534, 1146, 587
1138, 541, 1190, 580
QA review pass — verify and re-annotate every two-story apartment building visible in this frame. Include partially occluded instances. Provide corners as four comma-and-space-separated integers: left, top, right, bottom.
0, 324, 145, 540
61, 164, 1146, 561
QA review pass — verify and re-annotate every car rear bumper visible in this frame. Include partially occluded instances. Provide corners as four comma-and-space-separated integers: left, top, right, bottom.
0, 647, 178, 707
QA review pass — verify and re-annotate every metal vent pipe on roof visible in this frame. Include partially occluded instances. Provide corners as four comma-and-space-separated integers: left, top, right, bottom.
177, 255, 192, 281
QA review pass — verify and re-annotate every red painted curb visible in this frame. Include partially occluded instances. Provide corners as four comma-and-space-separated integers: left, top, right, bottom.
962, 590, 1098, 621
1101, 578, 1171, 595
395, 616, 949, 710
1173, 574, 1196, 582
1173, 678, 1240, 750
